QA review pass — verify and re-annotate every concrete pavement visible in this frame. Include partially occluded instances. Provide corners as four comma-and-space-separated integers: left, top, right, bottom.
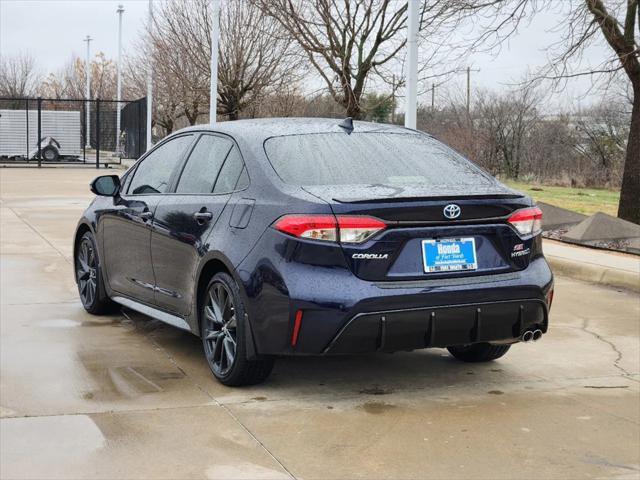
1, 168, 639, 480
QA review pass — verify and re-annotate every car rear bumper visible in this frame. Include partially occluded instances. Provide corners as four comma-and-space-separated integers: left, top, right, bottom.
323, 298, 547, 354
239, 233, 553, 356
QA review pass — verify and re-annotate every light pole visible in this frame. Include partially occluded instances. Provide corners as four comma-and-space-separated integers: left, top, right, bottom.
146, 0, 153, 151
84, 35, 92, 148
209, 0, 220, 124
116, 5, 124, 155
404, 0, 419, 130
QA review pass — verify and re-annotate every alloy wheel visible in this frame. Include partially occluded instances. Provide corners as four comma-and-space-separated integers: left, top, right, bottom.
203, 281, 237, 377
76, 238, 97, 306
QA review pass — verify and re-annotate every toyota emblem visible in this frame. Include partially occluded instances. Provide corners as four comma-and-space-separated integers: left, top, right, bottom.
443, 204, 461, 219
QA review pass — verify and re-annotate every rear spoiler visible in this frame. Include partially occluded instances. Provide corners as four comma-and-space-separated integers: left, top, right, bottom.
333, 193, 525, 204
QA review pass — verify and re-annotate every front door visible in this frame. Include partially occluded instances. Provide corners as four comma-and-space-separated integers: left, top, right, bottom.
151, 134, 249, 315
101, 134, 194, 304
101, 194, 162, 302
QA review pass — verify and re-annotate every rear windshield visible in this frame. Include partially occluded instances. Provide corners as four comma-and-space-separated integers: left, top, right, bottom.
264, 132, 493, 187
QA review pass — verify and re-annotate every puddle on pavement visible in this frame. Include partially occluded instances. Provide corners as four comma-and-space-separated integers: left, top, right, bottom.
359, 386, 394, 395
34, 318, 122, 328
77, 351, 186, 401
359, 401, 398, 414
107, 366, 183, 398
109, 366, 164, 395
120, 308, 177, 334
35, 318, 82, 328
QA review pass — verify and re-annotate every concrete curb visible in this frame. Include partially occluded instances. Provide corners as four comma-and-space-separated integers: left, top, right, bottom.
546, 255, 640, 293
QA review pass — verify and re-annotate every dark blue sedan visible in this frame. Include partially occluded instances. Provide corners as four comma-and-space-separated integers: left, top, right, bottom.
74, 118, 553, 385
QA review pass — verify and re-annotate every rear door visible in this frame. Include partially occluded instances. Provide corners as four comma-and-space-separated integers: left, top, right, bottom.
150, 133, 249, 315
102, 134, 194, 303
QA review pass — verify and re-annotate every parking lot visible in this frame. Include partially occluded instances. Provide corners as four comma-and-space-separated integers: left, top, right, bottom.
1, 167, 639, 480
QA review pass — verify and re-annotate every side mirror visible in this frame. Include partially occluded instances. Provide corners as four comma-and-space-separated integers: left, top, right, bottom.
91, 175, 121, 197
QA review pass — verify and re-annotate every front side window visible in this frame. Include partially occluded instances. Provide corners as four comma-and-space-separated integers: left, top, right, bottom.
175, 135, 233, 194
128, 135, 193, 194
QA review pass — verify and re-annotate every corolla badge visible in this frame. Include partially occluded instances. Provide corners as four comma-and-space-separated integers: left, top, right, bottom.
443, 204, 461, 219
352, 253, 389, 260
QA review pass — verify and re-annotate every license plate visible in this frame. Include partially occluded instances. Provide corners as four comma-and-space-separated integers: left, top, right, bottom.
422, 238, 478, 273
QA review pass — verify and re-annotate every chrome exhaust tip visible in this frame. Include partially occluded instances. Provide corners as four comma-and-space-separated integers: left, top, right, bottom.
521, 330, 534, 342
532, 329, 543, 342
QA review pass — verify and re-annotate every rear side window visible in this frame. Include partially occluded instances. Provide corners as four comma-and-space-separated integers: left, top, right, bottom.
176, 135, 233, 194
128, 135, 193, 194
264, 132, 493, 187
213, 147, 249, 194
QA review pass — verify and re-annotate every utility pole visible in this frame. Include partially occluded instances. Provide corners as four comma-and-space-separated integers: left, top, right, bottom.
116, 5, 124, 155
404, 0, 419, 129
466, 66, 470, 116
391, 74, 396, 123
209, 0, 221, 124
431, 83, 435, 111
146, 0, 153, 151
84, 35, 92, 148
464, 66, 480, 119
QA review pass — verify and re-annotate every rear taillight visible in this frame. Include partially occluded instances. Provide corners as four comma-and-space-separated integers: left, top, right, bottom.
508, 207, 543, 237
274, 214, 386, 244
273, 215, 338, 241
335, 216, 387, 243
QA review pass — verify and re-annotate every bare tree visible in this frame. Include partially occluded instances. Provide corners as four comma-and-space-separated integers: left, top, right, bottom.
244, 86, 311, 118
586, 0, 640, 222
254, 0, 409, 119
474, 86, 543, 179
253, 0, 476, 119
0, 53, 42, 97
151, 0, 298, 121
462, 0, 639, 222
524, 115, 583, 184
574, 101, 629, 185
40, 53, 116, 100
122, 49, 183, 137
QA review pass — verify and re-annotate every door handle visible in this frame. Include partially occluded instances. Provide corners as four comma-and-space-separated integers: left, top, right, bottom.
194, 210, 213, 224
140, 210, 153, 221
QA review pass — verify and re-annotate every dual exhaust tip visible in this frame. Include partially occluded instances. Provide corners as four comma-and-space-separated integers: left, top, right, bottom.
521, 329, 543, 343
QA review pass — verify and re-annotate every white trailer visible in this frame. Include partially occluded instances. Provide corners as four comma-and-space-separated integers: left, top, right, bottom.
0, 109, 82, 159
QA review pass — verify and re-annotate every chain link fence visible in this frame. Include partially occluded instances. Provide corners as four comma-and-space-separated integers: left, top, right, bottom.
0, 97, 147, 168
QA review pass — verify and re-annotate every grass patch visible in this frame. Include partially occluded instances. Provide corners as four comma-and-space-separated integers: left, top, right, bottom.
504, 180, 620, 216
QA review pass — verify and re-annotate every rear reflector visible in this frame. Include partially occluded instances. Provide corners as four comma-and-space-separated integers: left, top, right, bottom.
291, 310, 303, 346
274, 214, 386, 244
508, 207, 543, 236
546, 288, 554, 310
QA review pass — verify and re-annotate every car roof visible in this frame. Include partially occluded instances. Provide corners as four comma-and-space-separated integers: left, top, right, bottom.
175, 117, 419, 143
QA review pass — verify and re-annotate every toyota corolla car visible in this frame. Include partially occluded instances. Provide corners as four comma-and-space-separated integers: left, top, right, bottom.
74, 118, 553, 386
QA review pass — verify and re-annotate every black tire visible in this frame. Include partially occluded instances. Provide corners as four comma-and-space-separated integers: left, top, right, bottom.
75, 231, 116, 314
42, 146, 59, 161
200, 272, 274, 386
447, 343, 511, 362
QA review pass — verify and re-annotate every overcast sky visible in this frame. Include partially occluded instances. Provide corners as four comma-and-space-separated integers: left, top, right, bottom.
1, 0, 611, 111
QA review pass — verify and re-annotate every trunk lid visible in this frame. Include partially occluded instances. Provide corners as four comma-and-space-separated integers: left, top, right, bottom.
303, 185, 535, 282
